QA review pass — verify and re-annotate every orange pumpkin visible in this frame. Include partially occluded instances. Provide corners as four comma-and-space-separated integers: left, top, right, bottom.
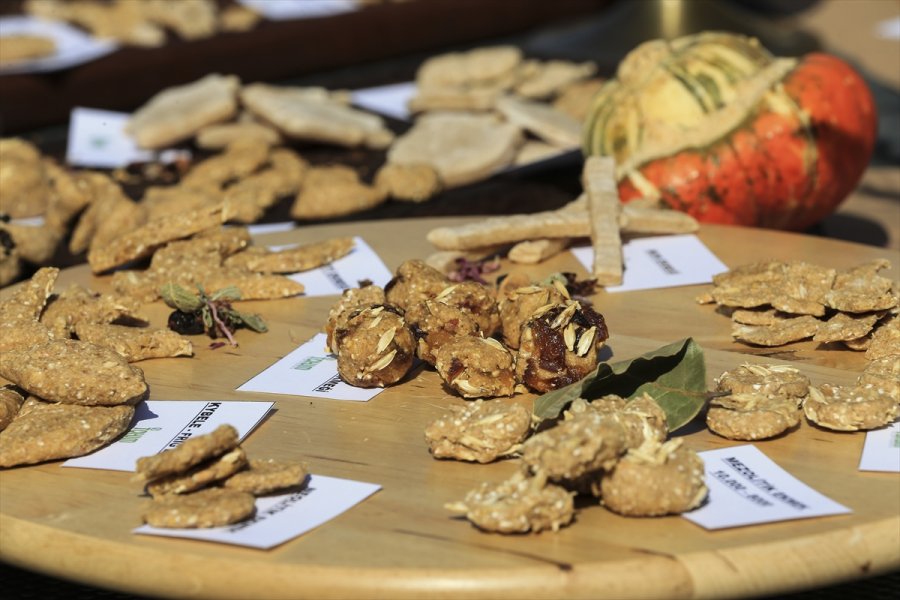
583, 32, 877, 230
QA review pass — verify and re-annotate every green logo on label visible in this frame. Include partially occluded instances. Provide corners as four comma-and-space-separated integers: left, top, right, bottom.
120, 426, 162, 444
292, 355, 333, 371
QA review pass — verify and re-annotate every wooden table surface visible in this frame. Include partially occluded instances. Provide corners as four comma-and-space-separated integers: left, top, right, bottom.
1, 217, 898, 600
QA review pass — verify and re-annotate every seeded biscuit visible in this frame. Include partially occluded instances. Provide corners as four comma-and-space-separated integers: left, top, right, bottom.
146, 447, 248, 498
424, 399, 530, 463
0, 401, 134, 467
387, 112, 522, 188
731, 315, 820, 346
87, 204, 230, 273
715, 363, 810, 398
707, 393, 801, 440
241, 83, 393, 149
416, 46, 522, 90
446, 470, 574, 534
374, 163, 442, 203
0, 386, 25, 432
552, 78, 605, 122
142, 487, 255, 528
0, 339, 148, 406
858, 356, 900, 402
599, 439, 707, 517
866, 315, 900, 361
136, 424, 239, 481
0, 137, 49, 218
224, 237, 354, 274
813, 312, 883, 343
74, 322, 193, 362
127, 74, 240, 149
223, 458, 308, 495
803, 384, 898, 431
290, 166, 387, 220
0, 34, 56, 64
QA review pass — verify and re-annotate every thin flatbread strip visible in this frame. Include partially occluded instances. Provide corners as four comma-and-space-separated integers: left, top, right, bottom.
74, 322, 193, 362
136, 424, 239, 481
0, 402, 134, 467
87, 204, 230, 273
224, 237, 354, 274
0, 339, 148, 406
126, 74, 240, 149
812, 312, 883, 343
142, 487, 255, 528
425, 200, 697, 250
731, 315, 820, 347
583, 156, 622, 285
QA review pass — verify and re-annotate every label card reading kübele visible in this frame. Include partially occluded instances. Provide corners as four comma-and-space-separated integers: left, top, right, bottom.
63, 400, 273, 472
571, 234, 728, 293
66, 107, 191, 168
134, 474, 381, 549
237, 333, 382, 401
683, 445, 851, 530
859, 421, 900, 472
284, 237, 392, 297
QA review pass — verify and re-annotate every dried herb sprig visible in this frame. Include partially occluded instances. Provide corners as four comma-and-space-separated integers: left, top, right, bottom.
160, 283, 267, 347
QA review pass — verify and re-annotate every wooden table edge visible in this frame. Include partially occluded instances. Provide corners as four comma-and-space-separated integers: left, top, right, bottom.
2, 513, 897, 599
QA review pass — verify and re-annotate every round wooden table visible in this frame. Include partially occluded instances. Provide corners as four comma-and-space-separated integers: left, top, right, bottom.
1, 217, 898, 599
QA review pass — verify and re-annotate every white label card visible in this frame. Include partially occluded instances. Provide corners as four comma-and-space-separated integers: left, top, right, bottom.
351, 81, 416, 121
684, 445, 851, 530
239, 0, 358, 20
571, 234, 728, 292
284, 237, 392, 297
237, 333, 383, 401
63, 400, 273, 471
859, 421, 900, 472
66, 107, 191, 169
247, 222, 297, 236
134, 474, 381, 549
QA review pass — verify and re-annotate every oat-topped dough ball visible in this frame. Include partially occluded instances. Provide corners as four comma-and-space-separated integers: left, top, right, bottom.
433, 336, 517, 398
586, 394, 669, 447
498, 283, 568, 349
424, 399, 530, 463
707, 392, 801, 440
521, 410, 625, 482
715, 363, 810, 399
335, 305, 415, 388
803, 384, 899, 431
384, 259, 450, 313
404, 299, 480, 366
516, 301, 609, 393
599, 439, 707, 517
324, 284, 386, 353
433, 281, 501, 337
446, 470, 575, 534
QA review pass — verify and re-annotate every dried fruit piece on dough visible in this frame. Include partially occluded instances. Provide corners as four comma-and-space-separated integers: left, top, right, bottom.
334, 306, 415, 388
433, 336, 517, 398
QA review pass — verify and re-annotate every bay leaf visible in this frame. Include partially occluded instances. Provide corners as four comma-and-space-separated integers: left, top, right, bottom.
159, 282, 203, 313
235, 311, 268, 333
532, 338, 707, 432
